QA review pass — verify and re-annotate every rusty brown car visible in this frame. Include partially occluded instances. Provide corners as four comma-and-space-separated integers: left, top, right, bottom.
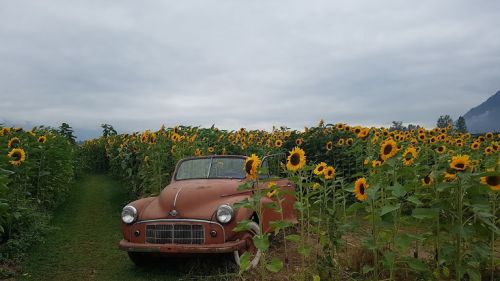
119, 154, 297, 266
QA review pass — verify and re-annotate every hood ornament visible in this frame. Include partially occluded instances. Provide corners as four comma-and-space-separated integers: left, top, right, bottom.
169, 209, 178, 217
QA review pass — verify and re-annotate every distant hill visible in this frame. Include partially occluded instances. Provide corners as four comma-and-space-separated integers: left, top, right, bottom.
463, 90, 500, 133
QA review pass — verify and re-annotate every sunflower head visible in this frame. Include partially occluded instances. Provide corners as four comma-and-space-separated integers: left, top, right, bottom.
380, 139, 399, 161
275, 139, 283, 148
295, 138, 304, 146
471, 142, 480, 150
449, 155, 470, 172
346, 138, 353, 145
443, 171, 457, 182
7, 137, 20, 148
484, 146, 494, 155
286, 147, 306, 172
208, 147, 215, 153
266, 181, 279, 198
421, 175, 433, 187
403, 147, 417, 166
312, 182, 321, 190
37, 136, 47, 143
245, 154, 260, 180
324, 166, 335, 180
313, 162, 327, 176
326, 141, 333, 151
354, 178, 369, 202
8, 148, 26, 166
480, 175, 500, 191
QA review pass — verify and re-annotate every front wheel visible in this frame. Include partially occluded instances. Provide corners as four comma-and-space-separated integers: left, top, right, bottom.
233, 221, 261, 268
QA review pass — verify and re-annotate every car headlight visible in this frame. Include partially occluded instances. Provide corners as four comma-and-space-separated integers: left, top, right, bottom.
216, 204, 234, 224
121, 205, 137, 224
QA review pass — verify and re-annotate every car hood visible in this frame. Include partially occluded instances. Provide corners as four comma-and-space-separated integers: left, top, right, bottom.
137, 179, 249, 221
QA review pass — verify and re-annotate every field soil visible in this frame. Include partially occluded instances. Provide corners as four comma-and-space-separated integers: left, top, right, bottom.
19, 174, 238, 281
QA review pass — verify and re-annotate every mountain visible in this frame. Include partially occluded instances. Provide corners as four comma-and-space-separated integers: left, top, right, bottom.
463, 90, 500, 133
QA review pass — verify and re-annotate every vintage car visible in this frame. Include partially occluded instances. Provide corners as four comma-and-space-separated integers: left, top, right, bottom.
119, 154, 297, 267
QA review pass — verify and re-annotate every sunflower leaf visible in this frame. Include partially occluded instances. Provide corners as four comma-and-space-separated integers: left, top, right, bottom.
380, 204, 400, 216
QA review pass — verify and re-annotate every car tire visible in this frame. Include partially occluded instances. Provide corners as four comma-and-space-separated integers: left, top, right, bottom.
127, 252, 151, 266
233, 221, 261, 268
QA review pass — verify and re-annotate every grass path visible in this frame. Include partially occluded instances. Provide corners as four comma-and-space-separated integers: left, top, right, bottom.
19, 174, 227, 281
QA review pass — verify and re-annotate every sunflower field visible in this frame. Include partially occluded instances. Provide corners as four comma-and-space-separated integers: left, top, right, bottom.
0, 126, 76, 266
79, 122, 499, 280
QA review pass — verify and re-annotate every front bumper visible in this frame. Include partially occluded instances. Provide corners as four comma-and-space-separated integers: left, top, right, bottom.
119, 239, 247, 254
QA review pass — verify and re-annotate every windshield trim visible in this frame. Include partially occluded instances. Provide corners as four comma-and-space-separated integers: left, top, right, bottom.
173, 155, 246, 181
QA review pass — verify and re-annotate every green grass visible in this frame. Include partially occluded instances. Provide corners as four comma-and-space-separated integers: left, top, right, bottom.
19, 174, 238, 281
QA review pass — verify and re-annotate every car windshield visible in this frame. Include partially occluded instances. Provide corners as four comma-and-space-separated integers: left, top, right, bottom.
175, 157, 246, 180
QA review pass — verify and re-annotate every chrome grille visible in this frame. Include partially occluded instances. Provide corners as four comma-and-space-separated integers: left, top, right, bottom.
145, 224, 205, 244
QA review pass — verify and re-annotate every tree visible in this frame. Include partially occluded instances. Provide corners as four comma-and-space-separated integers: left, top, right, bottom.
59, 122, 76, 144
455, 116, 468, 133
436, 115, 454, 128
101, 124, 117, 138
407, 124, 419, 132
389, 121, 405, 131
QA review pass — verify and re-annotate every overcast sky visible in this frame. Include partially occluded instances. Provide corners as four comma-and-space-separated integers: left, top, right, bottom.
1, 1, 499, 139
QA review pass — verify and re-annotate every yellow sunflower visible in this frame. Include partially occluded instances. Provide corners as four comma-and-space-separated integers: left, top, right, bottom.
7, 137, 20, 148
443, 172, 457, 182
471, 142, 480, 150
421, 175, 433, 186
208, 147, 215, 153
449, 155, 470, 172
324, 166, 335, 180
346, 138, 353, 145
266, 181, 278, 198
480, 175, 500, 191
354, 178, 369, 202
326, 141, 333, 151
275, 139, 283, 148
372, 160, 382, 168
295, 138, 304, 146
286, 147, 306, 172
337, 138, 345, 146
194, 148, 202, 156
37, 136, 47, 143
485, 132, 493, 139
484, 146, 494, 155
403, 147, 417, 166
380, 139, 398, 161
313, 162, 327, 176
245, 154, 260, 180
312, 182, 321, 190
435, 146, 446, 154
8, 148, 26, 166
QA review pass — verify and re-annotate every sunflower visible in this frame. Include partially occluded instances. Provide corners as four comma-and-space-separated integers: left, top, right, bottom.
286, 147, 306, 172
443, 172, 457, 182
266, 181, 278, 198
275, 139, 283, 148
37, 136, 47, 143
337, 139, 345, 146
380, 139, 398, 161
485, 132, 493, 139
7, 137, 20, 148
245, 154, 260, 180
324, 166, 335, 180
194, 148, 202, 156
354, 178, 369, 201
403, 147, 417, 166
421, 175, 433, 186
418, 134, 426, 142
208, 147, 215, 153
295, 138, 304, 146
435, 146, 446, 154
449, 155, 470, 172
480, 175, 500, 191
326, 141, 333, 151
8, 148, 26, 166
484, 146, 494, 155
313, 162, 327, 176
346, 138, 353, 145
312, 182, 321, 190
471, 142, 480, 150
372, 160, 382, 168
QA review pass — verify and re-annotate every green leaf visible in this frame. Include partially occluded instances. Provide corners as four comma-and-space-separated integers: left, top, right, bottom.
253, 234, 269, 251
269, 220, 293, 235
406, 257, 428, 272
406, 195, 422, 205
362, 265, 374, 274
285, 234, 300, 242
237, 182, 253, 191
412, 208, 438, 220
298, 245, 312, 257
238, 252, 251, 274
379, 204, 400, 216
233, 220, 253, 232
466, 269, 480, 281
312, 275, 321, 281
383, 251, 395, 267
265, 257, 283, 273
